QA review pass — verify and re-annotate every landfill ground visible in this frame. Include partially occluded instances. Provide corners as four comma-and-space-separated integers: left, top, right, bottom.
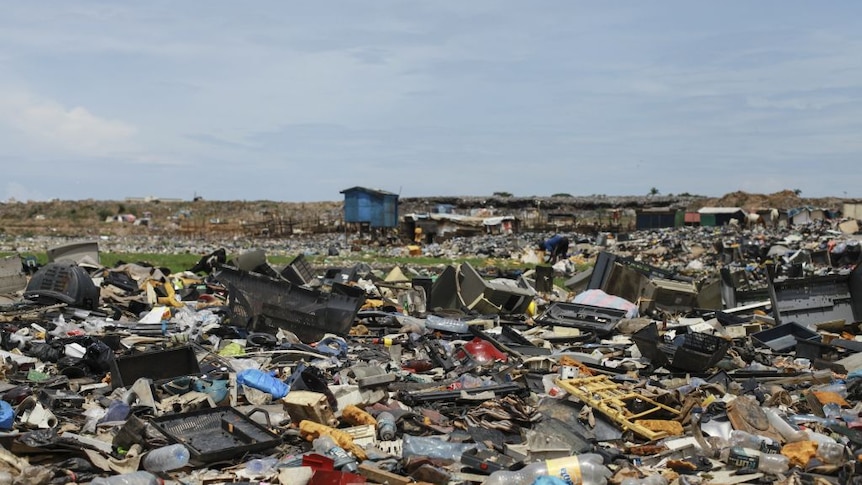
0, 203, 861, 484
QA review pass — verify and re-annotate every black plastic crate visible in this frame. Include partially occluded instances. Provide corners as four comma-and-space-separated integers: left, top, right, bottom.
151, 407, 280, 463
109, 345, 201, 389
280, 253, 316, 286
633, 322, 730, 372
751, 322, 820, 352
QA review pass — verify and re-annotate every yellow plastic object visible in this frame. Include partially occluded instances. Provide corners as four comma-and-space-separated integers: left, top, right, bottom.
341, 405, 377, 427
556, 375, 681, 441
299, 420, 368, 460
527, 300, 537, 317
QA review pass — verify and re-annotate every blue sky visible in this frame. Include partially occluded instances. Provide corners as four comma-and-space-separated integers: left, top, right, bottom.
1, 2, 860, 201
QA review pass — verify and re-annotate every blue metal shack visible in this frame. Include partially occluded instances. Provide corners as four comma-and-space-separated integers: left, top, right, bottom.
340, 186, 399, 228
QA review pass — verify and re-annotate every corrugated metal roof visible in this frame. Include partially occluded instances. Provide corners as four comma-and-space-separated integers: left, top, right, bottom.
339, 186, 398, 196
697, 207, 744, 214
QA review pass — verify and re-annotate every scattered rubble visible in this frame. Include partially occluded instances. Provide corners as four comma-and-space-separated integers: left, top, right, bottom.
0, 213, 861, 485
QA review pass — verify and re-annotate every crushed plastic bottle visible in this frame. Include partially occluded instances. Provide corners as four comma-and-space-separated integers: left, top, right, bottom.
402, 434, 477, 461
90, 471, 163, 485
245, 457, 278, 475
483, 453, 612, 485
816, 441, 845, 464
728, 430, 778, 453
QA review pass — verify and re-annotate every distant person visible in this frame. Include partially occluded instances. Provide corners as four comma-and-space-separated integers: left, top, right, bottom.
538, 235, 570, 263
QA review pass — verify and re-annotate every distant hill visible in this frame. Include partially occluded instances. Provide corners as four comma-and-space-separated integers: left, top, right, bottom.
0, 191, 849, 238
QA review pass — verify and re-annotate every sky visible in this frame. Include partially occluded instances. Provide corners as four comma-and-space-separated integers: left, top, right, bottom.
1, 2, 860, 202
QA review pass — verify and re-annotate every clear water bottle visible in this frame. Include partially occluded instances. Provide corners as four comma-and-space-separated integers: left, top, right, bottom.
425, 315, 468, 333
90, 471, 163, 485
376, 412, 397, 441
816, 441, 846, 464
142, 443, 190, 472
720, 446, 789, 475
483, 453, 612, 485
313, 435, 358, 473
757, 453, 790, 474
245, 457, 278, 475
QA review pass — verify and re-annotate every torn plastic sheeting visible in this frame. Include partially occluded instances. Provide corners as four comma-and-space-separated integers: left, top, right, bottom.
214, 265, 365, 343
572, 289, 638, 319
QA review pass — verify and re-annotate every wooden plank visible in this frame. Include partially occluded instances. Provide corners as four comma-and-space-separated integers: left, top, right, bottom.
358, 462, 412, 485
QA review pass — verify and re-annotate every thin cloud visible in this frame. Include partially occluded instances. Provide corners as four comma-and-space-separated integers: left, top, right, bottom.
0, 91, 136, 156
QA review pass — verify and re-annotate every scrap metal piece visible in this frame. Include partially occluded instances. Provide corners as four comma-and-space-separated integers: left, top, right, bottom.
399, 383, 527, 405
422, 339, 455, 371
555, 375, 681, 441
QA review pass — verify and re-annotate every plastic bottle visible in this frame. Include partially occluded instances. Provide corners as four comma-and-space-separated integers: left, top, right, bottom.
790, 414, 841, 426
763, 407, 808, 443
402, 434, 477, 461
483, 453, 612, 485
822, 402, 842, 420
805, 429, 839, 446
816, 441, 845, 464
99, 400, 131, 423
245, 457, 278, 475
90, 471, 163, 485
142, 443, 190, 472
425, 314, 469, 333
313, 434, 358, 473
728, 430, 777, 452
236, 369, 289, 399
756, 454, 790, 474
720, 447, 789, 474
376, 412, 397, 441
